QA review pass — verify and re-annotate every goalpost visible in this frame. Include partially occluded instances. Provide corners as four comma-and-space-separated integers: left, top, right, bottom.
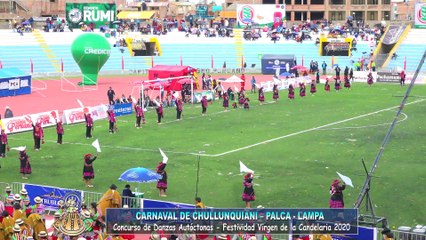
60, 74, 99, 92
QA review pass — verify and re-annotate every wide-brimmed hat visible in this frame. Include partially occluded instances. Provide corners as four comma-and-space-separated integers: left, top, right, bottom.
15, 218, 24, 225
150, 233, 160, 240
123, 205, 129, 209
38, 231, 48, 238
5, 186, 11, 192
13, 194, 21, 201
13, 224, 21, 232
218, 234, 228, 240
81, 210, 91, 218
54, 211, 62, 218
20, 189, 28, 195
34, 196, 42, 204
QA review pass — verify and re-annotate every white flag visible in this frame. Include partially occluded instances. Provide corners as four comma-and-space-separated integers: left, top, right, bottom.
92, 139, 101, 153
336, 172, 354, 188
11, 146, 26, 152
239, 161, 254, 173
159, 148, 168, 164
131, 96, 137, 104
77, 99, 84, 108
234, 85, 239, 92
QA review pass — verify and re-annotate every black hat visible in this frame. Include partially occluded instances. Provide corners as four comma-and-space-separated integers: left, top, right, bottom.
110, 184, 117, 190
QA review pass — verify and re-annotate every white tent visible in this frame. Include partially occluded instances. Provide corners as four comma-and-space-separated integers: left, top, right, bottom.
221, 75, 243, 83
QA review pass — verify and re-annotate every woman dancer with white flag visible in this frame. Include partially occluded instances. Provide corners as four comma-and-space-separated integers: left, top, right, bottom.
242, 173, 255, 208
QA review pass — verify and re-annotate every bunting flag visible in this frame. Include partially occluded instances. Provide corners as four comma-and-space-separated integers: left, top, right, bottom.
404, 56, 407, 71
211, 55, 214, 68
30, 59, 34, 74
121, 56, 125, 70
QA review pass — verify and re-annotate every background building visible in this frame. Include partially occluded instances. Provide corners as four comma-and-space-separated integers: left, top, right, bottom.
225, 0, 396, 23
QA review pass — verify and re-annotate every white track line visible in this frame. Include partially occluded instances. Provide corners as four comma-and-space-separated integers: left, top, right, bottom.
197, 99, 425, 157
9, 99, 425, 158
317, 112, 408, 131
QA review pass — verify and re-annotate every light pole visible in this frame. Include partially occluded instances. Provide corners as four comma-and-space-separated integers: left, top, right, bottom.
195, 151, 205, 198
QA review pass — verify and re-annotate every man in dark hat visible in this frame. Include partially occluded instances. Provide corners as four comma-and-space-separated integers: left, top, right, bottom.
195, 197, 205, 208
122, 184, 135, 208
381, 228, 394, 240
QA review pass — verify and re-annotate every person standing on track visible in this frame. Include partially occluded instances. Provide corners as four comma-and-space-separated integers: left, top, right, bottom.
107, 87, 116, 105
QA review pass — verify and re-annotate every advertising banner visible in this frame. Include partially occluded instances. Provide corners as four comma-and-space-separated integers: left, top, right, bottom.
193, 90, 215, 103
0, 74, 31, 98
24, 183, 82, 211
414, 3, 426, 29
63, 105, 108, 124
66, 3, 116, 28
236, 4, 286, 27
111, 102, 133, 117
261, 54, 296, 75
106, 208, 358, 235
376, 71, 400, 83
2, 110, 59, 134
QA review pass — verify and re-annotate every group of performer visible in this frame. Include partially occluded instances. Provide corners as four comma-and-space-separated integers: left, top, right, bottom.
0, 186, 48, 240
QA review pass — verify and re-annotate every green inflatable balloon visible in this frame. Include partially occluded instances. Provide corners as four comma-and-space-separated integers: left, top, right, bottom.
71, 33, 111, 86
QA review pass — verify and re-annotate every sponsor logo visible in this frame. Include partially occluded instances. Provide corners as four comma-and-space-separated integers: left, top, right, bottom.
84, 47, 111, 55
239, 5, 255, 24
6, 119, 32, 133
68, 111, 85, 123
417, 5, 426, 24
68, 8, 83, 23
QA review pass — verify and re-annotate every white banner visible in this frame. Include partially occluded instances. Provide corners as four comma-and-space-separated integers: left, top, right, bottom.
353, 71, 377, 83
260, 76, 310, 92
2, 110, 59, 134
63, 107, 86, 124
63, 105, 108, 124
237, 4, 286, 27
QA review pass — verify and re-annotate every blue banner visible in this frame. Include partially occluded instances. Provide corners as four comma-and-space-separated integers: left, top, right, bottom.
0, 73, 32, 97
111, 102, 133, 117
106, 208, 358, 235
24, 184, 82, 210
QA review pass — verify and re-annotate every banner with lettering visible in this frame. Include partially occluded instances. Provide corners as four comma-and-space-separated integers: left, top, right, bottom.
24, 183, 82, 211
63, 105, 108, 124
111, 102, 133, 117
2, 110, 59, 134
66, 3, 116, 29
0, 72, 32, 98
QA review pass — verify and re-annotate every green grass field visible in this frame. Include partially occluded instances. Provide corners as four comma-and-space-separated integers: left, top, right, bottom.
1, 83, 425, 227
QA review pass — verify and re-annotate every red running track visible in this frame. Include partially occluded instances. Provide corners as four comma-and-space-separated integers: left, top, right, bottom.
0, 74, 280, 116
